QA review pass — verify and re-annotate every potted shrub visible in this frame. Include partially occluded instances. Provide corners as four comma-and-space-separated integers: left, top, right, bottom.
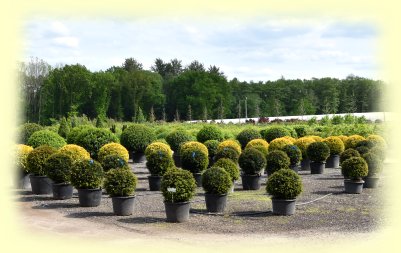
98, 142, 129, 163
26, 145, 57, 194
268, 137, 293, 152
245, 139, 269, 156
196, 125, 224, 143
179, 141, 209, 186
294, 137, 315, 170
17, 122, 43, 144
266, 150, 290, 175
236, 128, 262, 149
282, 145, 301, 173
161, 168, 196, 222
76, 128, 118, 160
306, 142, 330, 174
145, 142, 173, 158
146, 150, 175, 191
340, 148, 361, 165
341, 157, 368, 194
100, 154, 129, 172
44, 153, 74, 200
70, 158, 104, 207
202, 167, 232, 213
165, 130, 194, 167
344, 135, 365, 149
27, 130, 66, 149
120, 124, 156, 163
59, 144, 90, 163
15, 144, 33, 189
362, 152, 383, 188
66, 125, 94, 144
213, 158, 240, 192
323, 136, 345, 168
104, 168, 138, 215
261, 126, 291, 143
214, 146, 240, 163
238, 148, 266, 190
266, 169, 303, 215
204, 140, 219, 167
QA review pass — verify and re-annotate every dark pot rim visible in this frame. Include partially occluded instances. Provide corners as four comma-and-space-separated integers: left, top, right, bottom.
271, 198, 296, 202
204, 193, 228, 197
148, 175, 162, 178
164, 201, 190, 205
52, 182, 71, 186
29, 174, 48, 178
310, 161, 326, 164
344, 179, 365, 183
77, 188, 102, 191
111, 195, 136, 199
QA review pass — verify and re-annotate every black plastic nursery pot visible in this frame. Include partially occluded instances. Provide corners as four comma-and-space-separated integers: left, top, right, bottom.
148, 175, 162, 191
16, 171, 31, 190
344, 179, 364, 194
77, 188, 102, 207
271, 198, 296, 216
241, 174, 261, 190
326, 154, 340, 169
164, 201, 190, 223
111, 195, 135, 216
52, 183, 73, 200
193, 173, 202, 187
289, 164, 300, 173
173, 153, 182, 168
310, 161, 325, 174
363, 177, 379, 188
30, 175, 53, 195
130, 152, 146, 163
300, 158, 310, 170
205, 193, 227, 213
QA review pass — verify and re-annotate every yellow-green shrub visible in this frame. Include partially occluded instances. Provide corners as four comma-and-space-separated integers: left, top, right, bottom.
366, 135, 387, 149
294, 137, 315, 157
323, 136, 345, 155
59, 144, 90, 163
217, 140, 241, 155
307, 135, 323, 142
145, 142, 173, 159
179, 141, 209, 157
16, 144, 33, 173
245, 139, 269, 156
344, 135, 365, 149
98, 142, 129, 163
268, 137, 293, 152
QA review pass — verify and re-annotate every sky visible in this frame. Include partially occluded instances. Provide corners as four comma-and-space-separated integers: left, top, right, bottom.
22, 16, 380, 82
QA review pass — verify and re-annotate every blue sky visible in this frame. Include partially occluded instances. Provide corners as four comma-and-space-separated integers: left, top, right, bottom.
22, 16, 380, 82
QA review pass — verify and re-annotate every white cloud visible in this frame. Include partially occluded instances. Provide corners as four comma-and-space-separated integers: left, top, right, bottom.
50, 21, 70, 36
52, 36, 79, 48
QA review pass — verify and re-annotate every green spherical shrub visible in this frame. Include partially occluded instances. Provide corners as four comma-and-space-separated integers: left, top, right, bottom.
70, 159, 104, 189
323, 136, 345, 155
213, 158, 240, 181
15, 144, 33, 173
341, 157, 368, 180
217, 140, 242, 155
293, 126, 309, 138
356, 146, 371, 156
180, 147, 209, 174
145, 142, 173, 159
214, 146, 240, 163
306, 142, 330, 162
268, 137, 293, 152
294, 137, 315, 158
369, 146, 386, 162
340, 148, 360, 165
146, 150, 175, 176
266, 169, 303, 199
366, 135, 387, 149
76, 128, 118, 159
18, 123, 43, 144
44, 153, 74, 183
202, 167, 232, 195
27, 130, 66, 149
26, 145, 58, 176
204, 140, 219, 157
161, 168, 196, 203
66, 125, 95, 144
196, 125, 224, 143
344, 135, 365, 149
245, 139, 269, 156
59, 144, 90, 163
236, 129, 262, 149
179, 141, 209, 157
120, 124, 156, 154
165, 130, 194, 153
261, 126, 291, 143
98, 142, 129, 163
104, 168, 137, 197
266, 150, 291, 175
363, 152, 383, 177
356, 140, 375, 150
282, 145, 302, 166
238, 148, 266, 175
101, 154, 129, 172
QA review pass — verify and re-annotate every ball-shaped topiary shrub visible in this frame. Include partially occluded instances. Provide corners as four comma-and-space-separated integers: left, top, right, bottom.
341, 157, 368, 180
26, 145, 58, 176
204, 140, 219, 157
236, 129, 262, 149
214, 146, 240, 163
146, 150, 175, 176
362, 152, 383, 177
180, 146, 209, 174
70, 159, 104, 189
366, 135, 387, 149
340, 148, 360, 165
101, 154, 129, 172
75, 128, 118, 159
356, 140, 375, 150
213, 158, 240, 181
306, 142, 330, 162
120, 124, 156, 153
266, 169, 303, 199
66, 125, 95, 144
196, 125, 224, 143
355, 146, 371, 156
282, 145, 302, 166
217, 140, 241, 155
293, 126, 309, 138
266, 150, 291, 175
15, 144, 33, 173
27, 130, 66, 149
202, 166, 232, 195
238, 148, 266, 175
344, 135, 365, 149
369, 146, 386, 162
261, 126, 291, 143
337, 135, 348, 144
59, 144, 90, 163
307, 135, 324, 142
268, 137, 293, 152
44, 153, 74, 183
323, 136, 345, 155
165, 130, 194, 153
245, 139, 269, 156
294, 137, 315, 158
104, 168, 137, 197
18, 123, 43, 144
98, 142, 129, 163
161, 168, 196, 203
179, 141, 209, 157
145, 142, 173, 159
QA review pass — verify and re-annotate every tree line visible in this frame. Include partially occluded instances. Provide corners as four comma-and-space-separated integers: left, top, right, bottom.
18, 57, 386, 125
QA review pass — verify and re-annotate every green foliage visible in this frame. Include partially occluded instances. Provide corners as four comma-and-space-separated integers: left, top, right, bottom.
356, 146, 370, 156
66, 125, 95, 144
204, 140, 219, 157
44, 153, 74, 183
266, 150, 291, 175
340, 148, 361, 165
59, 144, 90, 163
101, 154, 129, 172
362, 152, 383, 177
27, 130, 66, 149
134, 106, 146, 123
98, 142, 129, 163
331, 115, 344, 125
75, 128, 118, 159
293, 126, 309, 138
306, 142, 330, 162
213, 158, 240, 181
146, 150, 175, 176
104, 168, 137, 197
266, 169, 303, 199
18, 123, 43, 144
236, 128, 262, 149
344, 135, 365, 149
180, 146, 209, 173
245, 139, 269, 156
120, 124, 156, 153
161, 168, 196, 203
58, 117, 70, 138
282, 145, 302, 166
238, 148, 266, 175
70, 159, 104, 189
145, 142, 173, 158
15, 144, 33, 173
202, 167, 232, 194
341, 157, 368, 180
196, 125, 224, 143
26, 145, 57, 176
261, 126, 291, 142
165, 130, 194, 152
214, 146, 240, 163
323, 136, 345, 155
369, 146, 386, 162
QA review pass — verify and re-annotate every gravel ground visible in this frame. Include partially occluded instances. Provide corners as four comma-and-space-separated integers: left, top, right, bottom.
13, 160, 390, 239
